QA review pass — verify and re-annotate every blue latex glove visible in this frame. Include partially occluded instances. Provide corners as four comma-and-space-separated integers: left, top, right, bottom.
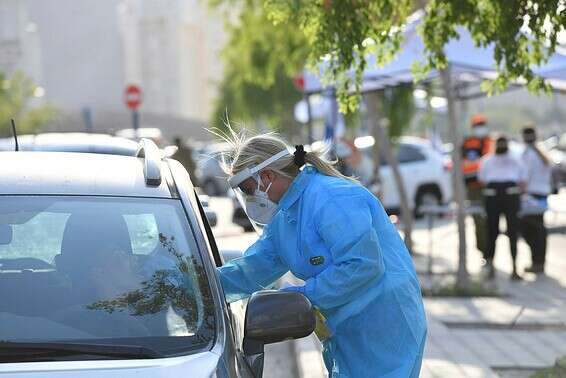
280, 285, 306, 294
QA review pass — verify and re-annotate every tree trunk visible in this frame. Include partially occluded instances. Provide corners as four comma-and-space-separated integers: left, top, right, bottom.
440, 66, 469, 287
369, 94, 383, 200
380, 119, 414, 252
364, 92, 414, 252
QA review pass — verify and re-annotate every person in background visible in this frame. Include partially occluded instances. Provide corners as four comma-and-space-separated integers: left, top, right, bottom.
520, 126, 552, 274
172, 136, 198, 186
462, 114, 494, 261
479, 136, 526, 280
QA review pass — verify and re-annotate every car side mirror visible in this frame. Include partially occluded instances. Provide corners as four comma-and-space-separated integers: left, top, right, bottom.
243, 291, 316, 377
0, 224, 13, 245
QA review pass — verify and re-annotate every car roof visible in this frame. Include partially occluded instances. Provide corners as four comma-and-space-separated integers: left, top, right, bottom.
0, 133, 139, 156
0, 151, 173, 198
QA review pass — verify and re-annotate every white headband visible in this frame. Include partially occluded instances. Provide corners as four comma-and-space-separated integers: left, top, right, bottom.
228, 149, 291, 188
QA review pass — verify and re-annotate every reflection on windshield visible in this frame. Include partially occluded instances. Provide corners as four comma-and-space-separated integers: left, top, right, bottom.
87, 233, 215, 341
0, 196, 216, 358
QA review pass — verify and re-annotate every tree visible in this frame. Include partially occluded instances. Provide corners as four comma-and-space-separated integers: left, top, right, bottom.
0, 71, 56, 137
215, 1, 565, 287
211, 2, 309, 138
264, 0, 565, 109
365, 85, 416, 251
261, 0, 564, 288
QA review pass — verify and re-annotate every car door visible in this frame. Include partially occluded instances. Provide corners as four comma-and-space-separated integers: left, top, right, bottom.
193, 193, 253, 377
380, 143, 427, 210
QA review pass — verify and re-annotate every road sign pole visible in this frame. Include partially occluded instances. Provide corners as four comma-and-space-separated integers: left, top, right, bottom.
132, 109, 139, 139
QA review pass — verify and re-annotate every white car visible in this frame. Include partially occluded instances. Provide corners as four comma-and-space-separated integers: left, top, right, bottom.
0, 139, 315, 377
356, 136, 453, 215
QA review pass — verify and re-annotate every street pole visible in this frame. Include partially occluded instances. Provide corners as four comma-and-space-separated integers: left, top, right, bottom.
81, 107, 93, 133
441, 65, 469, 287
132, 109, 139, 139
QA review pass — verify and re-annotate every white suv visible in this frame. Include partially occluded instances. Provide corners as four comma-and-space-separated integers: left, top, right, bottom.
358, 136, 453, 215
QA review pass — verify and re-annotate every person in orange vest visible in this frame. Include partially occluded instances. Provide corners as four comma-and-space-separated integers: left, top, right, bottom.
461, 114, 494, 260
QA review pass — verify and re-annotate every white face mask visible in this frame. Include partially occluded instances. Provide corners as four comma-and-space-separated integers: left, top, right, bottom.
244, 176, 278, 226
473, 125, 489, 138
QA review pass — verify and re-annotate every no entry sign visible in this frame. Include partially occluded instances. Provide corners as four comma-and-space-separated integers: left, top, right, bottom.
124, 84, 142, 110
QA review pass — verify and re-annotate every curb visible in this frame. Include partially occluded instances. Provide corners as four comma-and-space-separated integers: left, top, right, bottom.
291, 335, 327, 378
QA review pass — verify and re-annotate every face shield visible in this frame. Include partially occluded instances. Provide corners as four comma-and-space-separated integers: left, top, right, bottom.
228, 149, 290, 231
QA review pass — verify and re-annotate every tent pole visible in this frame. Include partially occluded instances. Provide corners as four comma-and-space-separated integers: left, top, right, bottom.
441, 65, 469, 287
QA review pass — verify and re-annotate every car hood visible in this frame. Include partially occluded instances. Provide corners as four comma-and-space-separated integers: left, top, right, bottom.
0, 351, 220, 378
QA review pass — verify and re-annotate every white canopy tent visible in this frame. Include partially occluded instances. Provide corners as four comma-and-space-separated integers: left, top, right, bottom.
302, 11, 566, 97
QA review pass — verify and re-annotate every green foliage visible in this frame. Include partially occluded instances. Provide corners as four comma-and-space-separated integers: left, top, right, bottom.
530, 356, 566, 377
420, 0, 565, 95
0, 71, 56, 137
379, 84, 415, 139
422, 279, 500, 297
211, 2, 308, 133
265, 0, 414, 113
215, 1, 566, 114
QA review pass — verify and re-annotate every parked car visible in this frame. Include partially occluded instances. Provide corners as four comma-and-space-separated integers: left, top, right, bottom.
232, 137, 452, 227
0, 139, 315, 377
0, 133, 139, 155
193, 143, 230, 197
356, 136, 453, 215
115, 127, 164, 146
0, 133, 218, 250
548, 134, 566, 192
230, 190, 254, 232
195, 191, 218, 227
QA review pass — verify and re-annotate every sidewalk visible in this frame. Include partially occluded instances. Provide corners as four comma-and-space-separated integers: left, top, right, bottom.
292, 193, 566, 378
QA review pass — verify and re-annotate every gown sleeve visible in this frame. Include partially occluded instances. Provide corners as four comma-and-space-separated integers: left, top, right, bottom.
218, 225, 289, 303
303, 194, 385, 309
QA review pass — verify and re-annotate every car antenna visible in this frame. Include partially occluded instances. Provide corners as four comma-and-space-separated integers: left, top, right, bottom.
11, 118, 19, 151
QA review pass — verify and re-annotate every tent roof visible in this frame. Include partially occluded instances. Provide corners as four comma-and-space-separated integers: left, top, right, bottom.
303, 12, 566, 95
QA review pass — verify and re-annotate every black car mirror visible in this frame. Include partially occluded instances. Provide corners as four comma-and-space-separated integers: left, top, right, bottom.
0, 224, 13, 245
243, 290, 315, 351
242, 290, 315, 377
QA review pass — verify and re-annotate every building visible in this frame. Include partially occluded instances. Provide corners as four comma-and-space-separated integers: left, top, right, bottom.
1, 0, 228, 140
119, 0, 227, 122
0, 0, 41, 83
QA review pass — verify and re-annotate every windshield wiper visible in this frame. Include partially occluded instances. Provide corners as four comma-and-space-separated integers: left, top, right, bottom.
0, 341, 163, 362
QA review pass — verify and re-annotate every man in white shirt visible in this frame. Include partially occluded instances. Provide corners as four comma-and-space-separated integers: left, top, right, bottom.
478, 136, 526, 280
520, 127, 552, 274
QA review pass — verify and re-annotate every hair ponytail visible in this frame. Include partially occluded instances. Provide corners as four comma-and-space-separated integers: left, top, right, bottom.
304, 150, 357, 182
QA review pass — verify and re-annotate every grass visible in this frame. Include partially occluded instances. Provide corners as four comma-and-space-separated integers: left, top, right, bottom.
421, 279, 500, 297
530, 357, 566, 378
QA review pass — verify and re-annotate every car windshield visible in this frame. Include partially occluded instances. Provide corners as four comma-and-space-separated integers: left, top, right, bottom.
0, 196, 215, 359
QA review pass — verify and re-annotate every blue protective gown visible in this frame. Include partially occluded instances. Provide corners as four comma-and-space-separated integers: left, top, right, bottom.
219, 166, 427, 377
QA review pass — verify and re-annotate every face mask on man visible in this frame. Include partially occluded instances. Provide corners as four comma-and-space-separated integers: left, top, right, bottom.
473, 125, 489, 138
244, 174, 278, 225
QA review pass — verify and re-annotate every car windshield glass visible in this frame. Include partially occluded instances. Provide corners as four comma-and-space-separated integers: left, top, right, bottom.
0, 196, 215, 359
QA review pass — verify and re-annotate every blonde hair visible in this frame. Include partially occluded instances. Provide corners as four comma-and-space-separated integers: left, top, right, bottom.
214, 126, 354, 182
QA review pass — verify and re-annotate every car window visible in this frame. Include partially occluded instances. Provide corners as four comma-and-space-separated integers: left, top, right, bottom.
398, 144, 426, 163
0, 196, 215, 357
